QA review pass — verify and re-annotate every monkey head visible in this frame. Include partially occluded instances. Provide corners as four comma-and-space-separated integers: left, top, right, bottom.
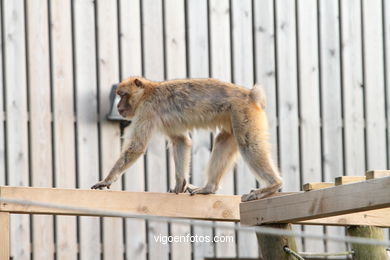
116, 76, 150, 119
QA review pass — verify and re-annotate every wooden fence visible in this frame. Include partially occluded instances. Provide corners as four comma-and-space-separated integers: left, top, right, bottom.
0, 0, 389, 259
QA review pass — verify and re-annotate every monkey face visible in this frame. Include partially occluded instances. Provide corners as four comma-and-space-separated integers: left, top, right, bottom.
116, 77, 146, 118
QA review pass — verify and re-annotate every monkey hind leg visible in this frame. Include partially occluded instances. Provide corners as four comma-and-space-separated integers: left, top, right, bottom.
232, 109, 282, 202
188, 130, 239, 195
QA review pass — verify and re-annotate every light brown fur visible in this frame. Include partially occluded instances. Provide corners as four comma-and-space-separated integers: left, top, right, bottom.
91, 76, 282, 202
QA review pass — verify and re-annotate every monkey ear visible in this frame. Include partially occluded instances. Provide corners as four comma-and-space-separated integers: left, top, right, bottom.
134, 78, 143, 88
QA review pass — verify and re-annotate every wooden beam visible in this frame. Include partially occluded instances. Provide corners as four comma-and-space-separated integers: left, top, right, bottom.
240, 176, 390, 225
0, 212, 10, 260
335, 176, 366, 185
0, 186, 241, 221
366, 170, 390, 180
303, 182, 334, 191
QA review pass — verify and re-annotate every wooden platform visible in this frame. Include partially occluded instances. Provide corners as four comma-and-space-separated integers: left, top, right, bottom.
240, 176, 390, 226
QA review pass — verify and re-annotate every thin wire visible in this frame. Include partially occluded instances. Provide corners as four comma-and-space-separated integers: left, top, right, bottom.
1, 197, 390, 247
283, 246, 305, 260
299, 251, 353, 257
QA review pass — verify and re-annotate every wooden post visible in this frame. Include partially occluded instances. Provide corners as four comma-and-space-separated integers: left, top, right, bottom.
0, 212, 10, 260
256, 224, 298, 260
347, 226, 387, 260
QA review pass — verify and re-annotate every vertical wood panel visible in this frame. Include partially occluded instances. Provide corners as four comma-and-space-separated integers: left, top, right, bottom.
253, 0, 278, 162
340, 0, 365, 176
275, 0, 301, 250
0, 212, 10, 260
142, 0, 169, 259
318, 0, 346, 253
231, 0, 258, 257
164, 0, 192, 259
209, 0, 236, 257
297, 0, 324, 252
186, 0, 214, 259
96, 1, 124, 259
362, 0, 387, 170
119, 0, 147, 259
0, 1, 5, 187
385, 0, 390, 171
26, 0, 55, 258
73, 0, 101, 258
3, 0, 31, 258
50, 0, 78, 258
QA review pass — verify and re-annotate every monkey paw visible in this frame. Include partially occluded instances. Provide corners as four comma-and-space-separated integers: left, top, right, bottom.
91, 180, 112, 190
169, 179, 187, 194
187, 185, 216, 195
241, 189, 272, 202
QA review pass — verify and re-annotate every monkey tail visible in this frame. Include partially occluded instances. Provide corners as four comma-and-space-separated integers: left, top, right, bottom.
249, 84, 266, 109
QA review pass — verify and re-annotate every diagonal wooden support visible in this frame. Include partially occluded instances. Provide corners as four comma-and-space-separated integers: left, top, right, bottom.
240, 176, 390, 226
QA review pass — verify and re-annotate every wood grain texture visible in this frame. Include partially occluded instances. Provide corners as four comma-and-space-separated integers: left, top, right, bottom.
0, 186, 241, 221
3, 0, 31, 258
335, 176, 366, 185
240, 176, 390, 225
50, 0, 78, 258
0, 212, 10, 260
303, 183, 334, 192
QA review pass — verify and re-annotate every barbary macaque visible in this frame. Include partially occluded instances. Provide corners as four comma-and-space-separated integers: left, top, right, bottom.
91, 77, 282, 202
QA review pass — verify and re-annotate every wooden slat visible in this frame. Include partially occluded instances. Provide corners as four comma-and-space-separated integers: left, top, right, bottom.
240, 176, 390, 225
366, 170, 390, 180
362, 0, 387, 171
231, 0, 258, 257
187, 0, 214, 259
164, 0, 191, 259
253, 0, 278, 162
3, 0, 31, 258
0, 1, 4, 187
73, 0, 101, 258
0, 186, 241, 221
318, 0, 346, 253
141, 0, 169, 259
385, 0, 390, 178
340, 0, 365, 176
209, 0, 237, 257
26, 1, 54, 259
275, 0, 302, 251
297, 0, 324, 253
96, 1, 123, 259
118, 0, 147, 259
50, 0, 78, 258
335, 176, 366, 185
0, 212, 10, 260
303, 183, 334, 192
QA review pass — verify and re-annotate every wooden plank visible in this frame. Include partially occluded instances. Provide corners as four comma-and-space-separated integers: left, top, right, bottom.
318, 0, 346, 253
96, 1, 123, 259
26, 1, 54, 259
0, 186, 242, 221
0, 1, 4, 187
3, 0, 31, 258
118, 0, 147, 259
209, 0, 237, 257
362, 0, 387, 171
73, 0, 101, 258
340, 0, 365, 176
164, 1, 191, 259
50, 0, 78, 258
296, 0, 324, 253
231, 0, 258, 257
141, 0, 169, 259
303, 183, 334, 192
335, 176, 366, 185
0, 212, 10, 260
366, 170, 390, 180
240, 176, 390, 225
275, 0, 302, 251
186, 0, 214, 259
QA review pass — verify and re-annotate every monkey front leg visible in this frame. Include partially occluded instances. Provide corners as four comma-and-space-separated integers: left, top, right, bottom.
169, 134, 192, 194
91, 143, 145, 189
